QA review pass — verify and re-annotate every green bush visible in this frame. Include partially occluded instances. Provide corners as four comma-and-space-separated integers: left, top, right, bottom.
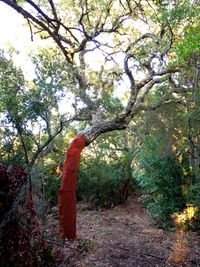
43, 157, 132, 209
44, 172, 60, 205
78, 157, 130, 208
135, 139, 186, 228
183, 183, 200, 230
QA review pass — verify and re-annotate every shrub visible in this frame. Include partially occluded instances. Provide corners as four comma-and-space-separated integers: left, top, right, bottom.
183, 183, 200, 230
0, 164, 57, 266
44, 172, 60, 205
136, 152, 186, 228
43, 155, 133, 209
78, 157, 130, 208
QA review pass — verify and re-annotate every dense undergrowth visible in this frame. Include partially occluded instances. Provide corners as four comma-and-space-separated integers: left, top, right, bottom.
0, 164, 57, 267
44, 157, 133, 209
135, 136, 200, 231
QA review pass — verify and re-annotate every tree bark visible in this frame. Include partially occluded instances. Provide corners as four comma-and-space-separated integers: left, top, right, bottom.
58, 133, 86, 239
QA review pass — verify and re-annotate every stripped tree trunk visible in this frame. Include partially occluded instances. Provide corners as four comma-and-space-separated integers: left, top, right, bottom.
58, 118, 128, 239
58, 133, 86, 239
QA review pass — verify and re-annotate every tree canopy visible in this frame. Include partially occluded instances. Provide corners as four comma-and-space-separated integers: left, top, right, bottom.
1, 0, 199, 145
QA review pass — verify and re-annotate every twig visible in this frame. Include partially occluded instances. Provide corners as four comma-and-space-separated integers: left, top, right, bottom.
118, 246, 130, 251
27, 18, 33, 41
140, 252, 164, 261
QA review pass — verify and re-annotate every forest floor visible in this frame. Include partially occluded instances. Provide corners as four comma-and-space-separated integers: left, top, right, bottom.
45, 193, 200, 267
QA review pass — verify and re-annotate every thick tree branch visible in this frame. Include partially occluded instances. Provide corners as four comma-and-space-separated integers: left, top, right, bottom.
137, 98, 187, 112
48, 0, 59, 22
82, 66, 180, 145
124, 54, 135, 89
26, 0, 55, 26
0, 0, 72, 63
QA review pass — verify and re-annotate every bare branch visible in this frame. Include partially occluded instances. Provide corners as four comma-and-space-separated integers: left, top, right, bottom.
125, 33, 154, 53
142, 54, 156, 74
48, 0, 59, 22
124, 54, 135, 89
27, 18, 34, 41
0, 0, 72, 62
26, 0, 55, 26
27, 118, 66, 172
136, 68, 179, 90
137, 98, 187, 112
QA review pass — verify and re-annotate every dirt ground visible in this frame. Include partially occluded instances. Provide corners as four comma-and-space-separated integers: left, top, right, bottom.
45, 195, 200, 267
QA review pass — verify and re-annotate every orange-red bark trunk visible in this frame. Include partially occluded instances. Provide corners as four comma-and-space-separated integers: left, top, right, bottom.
58, 133, 86, 240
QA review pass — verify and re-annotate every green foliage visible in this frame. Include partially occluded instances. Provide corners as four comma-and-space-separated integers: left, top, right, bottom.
155, 1, 199, 25
44, 172, 60, 205
0, 50, 31, 166
185, 183, 200, 206
0, 48, 74, 167
174, 24, 200, 63
76, 130, 137, 208
77, 238, 95, 252
78, 149, 133, 207
133, 101, 200, 230
78, 157, 128, 208
183, 183, 200, 230
136, 136, 186, 228
101, 92, 123, 118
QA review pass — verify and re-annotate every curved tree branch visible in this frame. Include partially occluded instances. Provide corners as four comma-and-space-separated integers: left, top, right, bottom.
0, 0, 72, 63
